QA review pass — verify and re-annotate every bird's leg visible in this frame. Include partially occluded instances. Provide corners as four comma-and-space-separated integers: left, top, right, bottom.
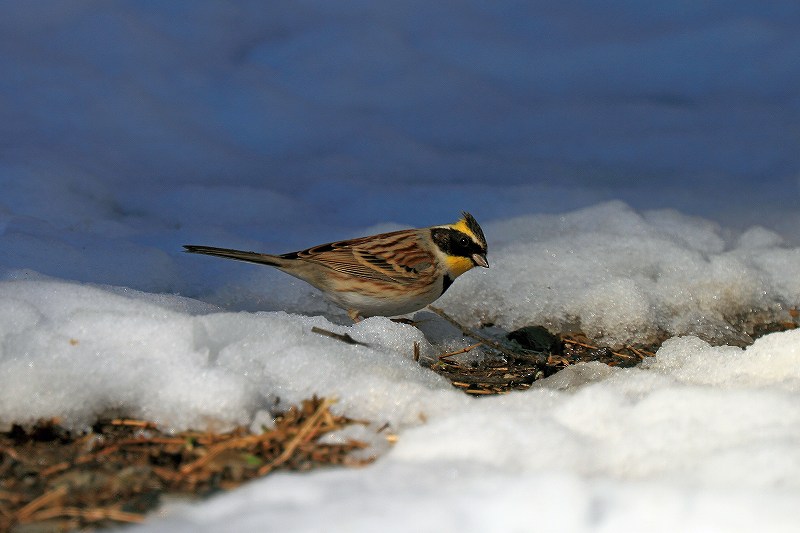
347, 309, 363, 323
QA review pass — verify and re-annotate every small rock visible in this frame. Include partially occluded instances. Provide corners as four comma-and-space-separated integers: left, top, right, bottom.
507, 326, 559, 353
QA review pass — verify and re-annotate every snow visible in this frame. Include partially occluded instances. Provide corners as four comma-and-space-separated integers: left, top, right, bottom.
2, 1, 800, 531
138, 331, 800, 532
0, 279, 459, 431
447, 202, 800, 345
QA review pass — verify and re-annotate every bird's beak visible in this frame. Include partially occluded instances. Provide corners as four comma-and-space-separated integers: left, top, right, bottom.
472, 253, 489, 268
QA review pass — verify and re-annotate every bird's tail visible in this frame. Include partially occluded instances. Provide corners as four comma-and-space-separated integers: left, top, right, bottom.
183, 245, 285, 267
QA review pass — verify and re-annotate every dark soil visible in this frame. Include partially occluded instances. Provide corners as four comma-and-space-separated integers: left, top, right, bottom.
0, 398, 374, 532
429, 327, 661, 395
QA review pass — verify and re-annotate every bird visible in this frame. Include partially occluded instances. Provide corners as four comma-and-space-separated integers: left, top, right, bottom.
183, 212, 488, 322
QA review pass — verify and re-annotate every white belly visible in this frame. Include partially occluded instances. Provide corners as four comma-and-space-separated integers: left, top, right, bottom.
326, 281, 445, 317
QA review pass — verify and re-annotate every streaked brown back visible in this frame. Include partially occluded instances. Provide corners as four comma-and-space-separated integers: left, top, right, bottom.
280, 229, 435, 284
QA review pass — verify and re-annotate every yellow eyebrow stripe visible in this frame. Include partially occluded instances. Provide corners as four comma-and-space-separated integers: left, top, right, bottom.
451, 218, 478, 241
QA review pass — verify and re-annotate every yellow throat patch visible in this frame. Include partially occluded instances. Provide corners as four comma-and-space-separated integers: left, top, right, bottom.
444, 254, 474, 277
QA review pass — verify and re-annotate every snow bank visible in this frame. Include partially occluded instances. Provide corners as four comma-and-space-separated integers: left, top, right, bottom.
442, 203, 800, 345
136, 329, 800, 532
3, 202, 800, 431
0, 279, 462, 431
1, 267, 799, 531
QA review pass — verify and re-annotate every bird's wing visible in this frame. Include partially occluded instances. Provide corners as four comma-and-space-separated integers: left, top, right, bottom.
280, 229, 435, 283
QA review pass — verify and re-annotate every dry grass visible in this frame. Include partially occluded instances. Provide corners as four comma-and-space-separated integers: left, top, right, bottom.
0, 398, 375, 532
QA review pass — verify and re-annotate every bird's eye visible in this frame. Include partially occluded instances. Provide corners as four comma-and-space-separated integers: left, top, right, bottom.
459, 236, 469, 246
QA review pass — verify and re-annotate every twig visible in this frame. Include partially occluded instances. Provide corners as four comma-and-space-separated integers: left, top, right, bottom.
40, 437, 181, 478
311, 327, 368, 346
110, 418, 158, 428
438, 342, 483, 360
150, 465, 184, 482
179, 433, 273, 475
0, 491, 25, 503
39, 462, 71, 478
15, 485, 68, 522
626, 345, 655, 359
26, 506, 144, 524
561, 338, 600, 350
427, 306, 548, 364
116, 437, 189, 446
258, 398, 336, 475
0, 446, 23, 462
434, 369, 539, 385
562, 337, 634, 359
